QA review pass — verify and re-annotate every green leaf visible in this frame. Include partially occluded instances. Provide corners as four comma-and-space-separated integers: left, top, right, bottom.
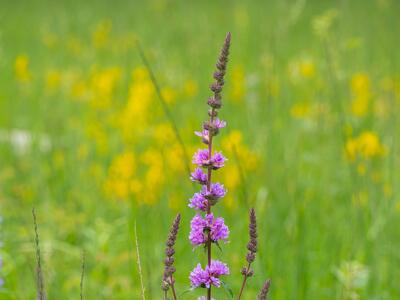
215, 241, 223, 252
179, 288, 195, 297
221, 280, 234, 299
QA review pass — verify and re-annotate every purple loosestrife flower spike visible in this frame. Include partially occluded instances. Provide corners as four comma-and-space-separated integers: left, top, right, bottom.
257, 279, 271, 300
246, 208, 258, 264
162, 214, 181, 299
207, 32, 231, 111
237, 208, 258, 300
189, 33, 231, 300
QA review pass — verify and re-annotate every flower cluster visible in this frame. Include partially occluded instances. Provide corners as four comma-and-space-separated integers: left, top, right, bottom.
192, 149, 226, 169
189, 213, 229, 246
190, 260, 230, 288
189, 183, 227, 211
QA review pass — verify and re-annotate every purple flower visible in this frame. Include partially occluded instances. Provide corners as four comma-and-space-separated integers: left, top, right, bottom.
213, 118, 226, 129
207, 214, 229, 242
211, 152, 226, 169
190, 263, 209, 288
190, 260, 229, 288
198, 297, 215, 300
193, 149, 210, 167
202, 183, 226, 200
190, 168, 208, 185
189, 183, 226, 210
189, 193, 208, 211
192, 149, 227, 169
189, 214, 229, 246
195, 130, 210, 144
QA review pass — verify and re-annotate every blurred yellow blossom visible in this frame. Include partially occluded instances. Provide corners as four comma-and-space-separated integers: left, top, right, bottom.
71, 80, 88, 99
104, 152, 136, 200
299, 60, 316, 78
53, 150, 65, 169
140, 149, 165, 204
14, 54, 32, 82
119, 67, 156, 141
165, 143, 185, 173
290, 101, 312, 119
77, 144, 89, 161
230, 66, 245, 102
168, 191, 185, 211
345, 131, 385, 161
45, 70, 62, 91
357, 163, 366, 176
92, 20, 112, 48
161, 86, 177, 104
222, 165, 240, 210
86, 122, 109, 155
268, 79, 280, 99
219, 130, 258, 210
312, 9, 339, 38
90, 67, 121, 109
383, 183, 393, 199
350, 73, 372, 117
288, 58, 316, 82
183, 79, 198, 98
153, 123, 175, 145
67, 36, 83, 56
352, 190, 369, 207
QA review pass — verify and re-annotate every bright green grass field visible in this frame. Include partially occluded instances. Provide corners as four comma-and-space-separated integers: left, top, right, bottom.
1, 0, 400, 299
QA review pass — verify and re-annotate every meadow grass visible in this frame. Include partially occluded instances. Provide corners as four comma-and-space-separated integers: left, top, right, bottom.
0, 0, 399, 299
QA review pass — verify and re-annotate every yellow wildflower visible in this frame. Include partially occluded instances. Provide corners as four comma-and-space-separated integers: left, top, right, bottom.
357, 163, 366, 176
45, 70, 61, 91
104, 152, 136, 200
154, 123, 175, 145
352, 190, 369, 207
230, 66, 245, 103
165, 143, 185, 173
312, 9, 339, 38
90, 67, 121, 109
350, 73, 371, 117
267, 77, 280, 98
161, 87, 177, 104
383, 183, 392, 199
183, 79, 198, 98
71, 81, 88, 99
119, 67, 155, 141
92, 20, 112, 48
345, 131, 385, 161
299, 60, 315, 78
139, 149, 165, 205
290, 102, 312, 119
14, 54, 32, 82
67, 36, 83, 56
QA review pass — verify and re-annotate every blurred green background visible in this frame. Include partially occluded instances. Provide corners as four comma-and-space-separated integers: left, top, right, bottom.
1, 0, 399, 299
